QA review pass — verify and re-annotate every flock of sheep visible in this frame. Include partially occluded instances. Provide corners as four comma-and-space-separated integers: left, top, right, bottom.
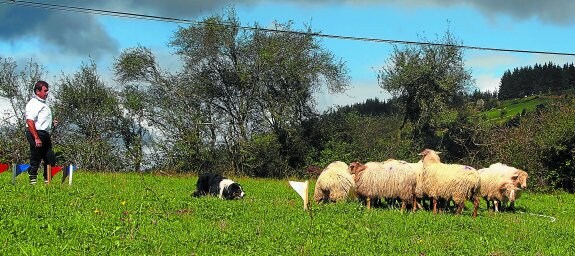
313, 149, 529, 217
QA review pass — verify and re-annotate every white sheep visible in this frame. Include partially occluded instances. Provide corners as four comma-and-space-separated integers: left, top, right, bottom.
501, 184, 521, 211
507, 168, 528, 211
479, 163, 528, 211
313, 161, 356, 203
418, 149, 481, 217
349, 159, 418, 211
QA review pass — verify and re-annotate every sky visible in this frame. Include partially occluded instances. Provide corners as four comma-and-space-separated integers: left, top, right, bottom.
1, 0, 575, 115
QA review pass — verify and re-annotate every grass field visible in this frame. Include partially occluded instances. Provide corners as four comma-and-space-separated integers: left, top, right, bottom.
481, 96, 549, 123
1, 171, 574, 255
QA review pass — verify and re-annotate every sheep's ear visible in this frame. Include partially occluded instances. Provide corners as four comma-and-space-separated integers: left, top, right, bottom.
348, 162, 359, 173
511, 174, 519, 180
435, 151, 442, 155
350, 162, 366, 174
499, 182, 514, 191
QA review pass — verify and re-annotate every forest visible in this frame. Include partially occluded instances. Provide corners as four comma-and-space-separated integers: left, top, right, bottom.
1, 9, 575, 193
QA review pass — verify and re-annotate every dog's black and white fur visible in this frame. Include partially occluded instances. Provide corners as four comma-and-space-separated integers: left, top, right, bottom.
192, 172, 245, 200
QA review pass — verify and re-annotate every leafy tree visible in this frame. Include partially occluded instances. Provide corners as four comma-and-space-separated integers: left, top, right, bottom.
114, 45, 215, 173
116, 84, 149, 172
377, 30, 473, 148
499, 62, 574, 100
312, 110, 414, 166
248, 21, 349, 171
55, 60, 123, 171
170, 11, 262, 174
0, 57, 46, 163
0, 57, 45, 124
169, 8, 349, 175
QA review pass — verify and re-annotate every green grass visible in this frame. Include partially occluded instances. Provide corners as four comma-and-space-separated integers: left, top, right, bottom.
1, 172, 574, 255
481, 96, 549, 123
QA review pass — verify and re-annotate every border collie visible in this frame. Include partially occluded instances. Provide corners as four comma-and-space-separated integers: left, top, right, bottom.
192, 173, 245, 200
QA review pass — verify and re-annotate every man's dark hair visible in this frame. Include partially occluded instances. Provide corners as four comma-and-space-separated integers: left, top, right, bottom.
34, 80, 49, 93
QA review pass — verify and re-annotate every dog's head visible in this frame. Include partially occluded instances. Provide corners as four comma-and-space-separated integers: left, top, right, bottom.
223, 182, 245, 200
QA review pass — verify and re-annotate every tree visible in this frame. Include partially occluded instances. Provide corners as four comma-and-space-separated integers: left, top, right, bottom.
55, 60, 123, 171
169, 8, 349, 175
117, 84, 149, 172
0, 57, 46, 163
377, 30, 473, 148
0, 57, 45, 124
114, 45, 212, 173
248, 21, 349, 172
113, 46, 166, 172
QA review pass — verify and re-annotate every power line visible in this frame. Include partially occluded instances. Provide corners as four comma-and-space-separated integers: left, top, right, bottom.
2, 0, 575, 57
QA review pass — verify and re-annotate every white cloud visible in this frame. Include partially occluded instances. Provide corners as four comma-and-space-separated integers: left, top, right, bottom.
466, 53, 520, 93
533, 54, 575, 66
466, 53, 520, 70
0, 98, 16, 123
473, 74, 500, 92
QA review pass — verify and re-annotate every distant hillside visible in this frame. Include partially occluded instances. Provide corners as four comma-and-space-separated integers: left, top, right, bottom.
470, 89, 575, 125
477, 95, 550, 124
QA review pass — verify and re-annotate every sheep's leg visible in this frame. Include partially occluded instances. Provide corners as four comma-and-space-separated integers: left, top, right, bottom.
438, 199, 445, 214
416, 200, 424, 210
412, 198, 418, 212
509, 201, 516, 212
472, 198, 479, 218
367, 197, 371, 209
445, 199, 452, 213
432, 197, 438, 214
400, 201, 406, 212
455, 202, 464, 215
444, 200, 452, 212
494, 201, 499, 212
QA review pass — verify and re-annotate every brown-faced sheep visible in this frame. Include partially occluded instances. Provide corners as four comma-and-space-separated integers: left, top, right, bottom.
501, 184, 521, 211
349, 160, 418, 212
507, 168, 528, 210
479, 163, 528, 211
313, 161, 356, 203
419, 149, 481, 217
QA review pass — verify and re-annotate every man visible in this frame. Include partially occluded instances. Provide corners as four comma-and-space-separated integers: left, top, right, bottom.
25, 80, 56, 185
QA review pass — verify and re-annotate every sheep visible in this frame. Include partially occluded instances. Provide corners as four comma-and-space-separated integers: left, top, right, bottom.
313, 161, 356, 203
349, 159, 418, 212
418, 149, 481, 217
507, 168, 528, 211
501, 184, 521, 211
479, 163, 516, 211
478, 169, 517, 212
479, 163, 528, 211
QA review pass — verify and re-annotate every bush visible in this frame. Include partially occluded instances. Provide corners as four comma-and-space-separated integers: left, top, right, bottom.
242, 133, 288, 178
483, 100, 575, 191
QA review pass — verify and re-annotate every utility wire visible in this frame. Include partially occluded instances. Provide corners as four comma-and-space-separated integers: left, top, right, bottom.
2, 0, 575, 56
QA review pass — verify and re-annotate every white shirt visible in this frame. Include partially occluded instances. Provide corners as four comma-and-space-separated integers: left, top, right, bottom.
25, 96, 52, 132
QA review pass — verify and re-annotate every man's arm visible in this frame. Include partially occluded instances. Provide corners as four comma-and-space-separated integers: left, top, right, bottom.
26, 119, 42, 147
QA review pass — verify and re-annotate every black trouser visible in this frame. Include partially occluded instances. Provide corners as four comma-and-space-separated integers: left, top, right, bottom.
25, 130, 55, 181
